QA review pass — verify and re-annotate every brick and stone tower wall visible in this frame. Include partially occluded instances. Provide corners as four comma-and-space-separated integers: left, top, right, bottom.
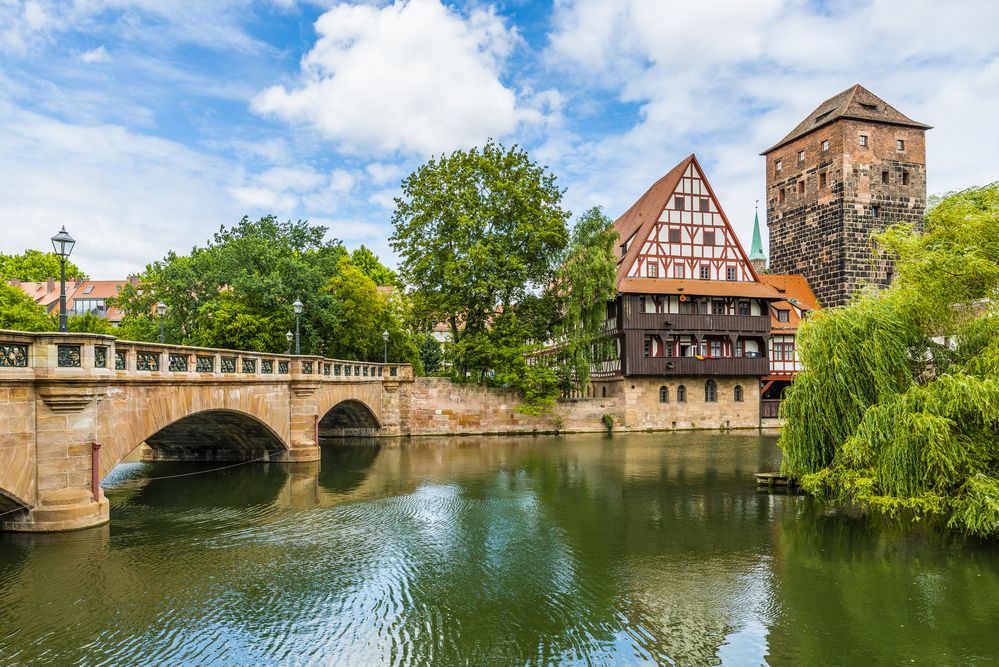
762, 85, 930, 307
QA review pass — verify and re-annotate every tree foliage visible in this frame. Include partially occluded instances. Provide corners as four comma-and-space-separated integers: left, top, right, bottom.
390, 140, 570, 381
548, 207, 619, 394
0, 282, 53, 331
780, 183, 999, 536
0, 249, 88, 281
111, 216, 420, 365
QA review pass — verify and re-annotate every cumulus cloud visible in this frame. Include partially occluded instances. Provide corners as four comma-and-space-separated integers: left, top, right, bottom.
252, 0, 540, 156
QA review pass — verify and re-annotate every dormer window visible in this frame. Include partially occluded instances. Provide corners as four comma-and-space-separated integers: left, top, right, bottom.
860, 102, 877, 111
777, 309, 790, 323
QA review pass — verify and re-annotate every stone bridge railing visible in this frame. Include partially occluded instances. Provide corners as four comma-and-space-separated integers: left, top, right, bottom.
0, 330, 414, 384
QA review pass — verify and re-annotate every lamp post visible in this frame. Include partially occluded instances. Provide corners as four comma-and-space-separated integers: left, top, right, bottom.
292, 299, 303, 355
285, 331, 294, 355
382, 330, 389, 364
156, 302, 167, 344
50, 226, 76, 332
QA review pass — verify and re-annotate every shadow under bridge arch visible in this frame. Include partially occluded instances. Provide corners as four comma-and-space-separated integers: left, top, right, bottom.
142, 409, 290, 463
319, 399, 382, 438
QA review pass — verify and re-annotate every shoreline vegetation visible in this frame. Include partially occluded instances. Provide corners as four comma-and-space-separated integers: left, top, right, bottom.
779, 182, 999, 536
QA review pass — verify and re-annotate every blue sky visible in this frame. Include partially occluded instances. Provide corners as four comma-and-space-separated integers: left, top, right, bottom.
1, 0, 997, 278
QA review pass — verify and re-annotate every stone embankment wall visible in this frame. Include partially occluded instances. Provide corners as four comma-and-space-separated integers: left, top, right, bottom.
402, 376, 762, 436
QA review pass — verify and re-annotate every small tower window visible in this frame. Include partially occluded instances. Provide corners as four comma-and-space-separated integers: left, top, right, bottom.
699, 265, 710, 280
775, 159, 782, 173
798, 150, 805, 162
881, 170, 889, 184
601, 386, 606, 398
704, 379, 717, 403
819, 172, 827, 188
734, 385, 744, 402
797, 181, 805, 194
703, 231, 716, 245
668, 227, 682, 243
726, 267, 737, 281
778, 187, 785, 203
902, 171, 910, 185
659, 386, 668, 403
896, 139, 905, 152
675, 195, 685, 210
859, 134, 868, 147
821, 139, 829, 151
677, 385, 686, 403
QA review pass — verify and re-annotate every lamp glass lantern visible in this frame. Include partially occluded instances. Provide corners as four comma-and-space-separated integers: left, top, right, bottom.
50, 226, 76, 332
292, 299, 303, 355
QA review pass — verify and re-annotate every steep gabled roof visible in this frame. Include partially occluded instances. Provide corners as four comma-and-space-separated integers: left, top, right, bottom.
762, 84, 932, 155
613, 154, 760, 287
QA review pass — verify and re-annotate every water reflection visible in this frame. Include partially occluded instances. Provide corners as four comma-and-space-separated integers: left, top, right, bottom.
0, 432, 996, 666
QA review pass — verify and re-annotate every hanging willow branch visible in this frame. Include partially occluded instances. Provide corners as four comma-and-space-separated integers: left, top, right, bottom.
779, 182, 999, 536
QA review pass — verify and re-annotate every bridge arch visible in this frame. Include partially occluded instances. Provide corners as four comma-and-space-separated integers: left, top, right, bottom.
319, 399, 382, 437
101, 408, 291, 479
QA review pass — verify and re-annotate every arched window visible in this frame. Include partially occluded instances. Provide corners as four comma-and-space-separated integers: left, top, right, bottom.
734, 385, 744, 402
705, 379, 717, 403
677, 385, 686, 403
601, 386, 607, 398
659, 386, 668, 403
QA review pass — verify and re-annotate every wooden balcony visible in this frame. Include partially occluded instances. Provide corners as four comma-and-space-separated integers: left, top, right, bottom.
621, 311, 771, 334
624, 354, 769, 377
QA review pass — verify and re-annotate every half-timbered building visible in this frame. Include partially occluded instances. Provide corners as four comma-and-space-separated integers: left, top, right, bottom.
591, 154, 816, 428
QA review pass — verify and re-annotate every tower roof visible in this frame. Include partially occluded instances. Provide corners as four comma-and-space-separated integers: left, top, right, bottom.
761, 84, 932, 155
749, 208, 765, 261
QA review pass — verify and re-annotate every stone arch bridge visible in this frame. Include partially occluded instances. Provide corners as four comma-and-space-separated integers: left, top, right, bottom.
0, 331, 413, 532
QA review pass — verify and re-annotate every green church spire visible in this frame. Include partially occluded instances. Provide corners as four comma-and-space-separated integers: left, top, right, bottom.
749, 202, 766, 262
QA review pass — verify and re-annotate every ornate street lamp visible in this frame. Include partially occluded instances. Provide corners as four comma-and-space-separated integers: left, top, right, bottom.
50, 226, 76, 332
285, 331, 294, 355
292, 299, 303, 355
382, 330, 389, 364
156, 302, 167, 344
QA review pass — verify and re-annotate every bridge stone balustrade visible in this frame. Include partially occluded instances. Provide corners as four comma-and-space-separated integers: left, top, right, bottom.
0, 330, 412, 532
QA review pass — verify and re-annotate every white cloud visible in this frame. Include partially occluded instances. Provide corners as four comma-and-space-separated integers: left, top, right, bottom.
252, 0, 540, 156
80, 45, 110, 64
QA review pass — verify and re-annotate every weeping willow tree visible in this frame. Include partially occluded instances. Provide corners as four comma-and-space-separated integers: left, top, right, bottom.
780, 183, 999, 535
550, 207, 619, 395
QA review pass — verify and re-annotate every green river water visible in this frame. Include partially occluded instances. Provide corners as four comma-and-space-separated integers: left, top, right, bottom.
1, 432, 998, 666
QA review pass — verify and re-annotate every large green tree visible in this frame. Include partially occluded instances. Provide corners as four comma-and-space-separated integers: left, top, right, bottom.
0, 249, 87, 281
780, 183, 999, 536
390, 140, 570, 380
112, 216, 347, 352
0, 282, 54, 331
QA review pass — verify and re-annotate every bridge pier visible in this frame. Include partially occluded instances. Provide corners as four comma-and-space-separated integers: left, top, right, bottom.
4, 383, 110, 532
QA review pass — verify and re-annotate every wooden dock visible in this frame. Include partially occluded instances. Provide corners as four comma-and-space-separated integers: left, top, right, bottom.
755, 472, 800, 490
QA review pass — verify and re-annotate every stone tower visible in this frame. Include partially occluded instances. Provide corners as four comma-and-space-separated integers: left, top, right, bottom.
748, 205, 767, 274
761, 84, 930, 307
